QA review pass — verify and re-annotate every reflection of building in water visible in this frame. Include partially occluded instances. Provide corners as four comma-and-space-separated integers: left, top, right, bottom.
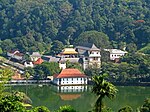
57, 85, 88, 93
58, 93, 81, 101
55, 85, 87, 100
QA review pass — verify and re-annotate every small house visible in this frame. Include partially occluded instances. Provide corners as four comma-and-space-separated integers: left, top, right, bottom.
104, 49, 128, 62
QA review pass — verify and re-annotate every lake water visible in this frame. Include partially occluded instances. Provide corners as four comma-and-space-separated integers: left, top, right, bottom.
11, 84, 150, 112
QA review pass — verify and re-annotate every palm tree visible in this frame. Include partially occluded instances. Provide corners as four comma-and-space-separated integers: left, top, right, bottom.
24, 71, 30, 95
92, 74, 118, 112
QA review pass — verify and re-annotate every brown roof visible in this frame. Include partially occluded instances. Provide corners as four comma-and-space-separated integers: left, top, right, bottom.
54, 69, 87, 78
33, 58, 43, 64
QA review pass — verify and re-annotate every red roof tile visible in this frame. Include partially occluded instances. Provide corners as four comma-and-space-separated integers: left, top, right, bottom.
33, 58, 43, 64
54, 69, 87, 78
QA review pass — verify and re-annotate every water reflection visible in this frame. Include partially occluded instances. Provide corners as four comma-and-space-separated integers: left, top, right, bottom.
55, 85, 88, 100
56, 85, 88, 93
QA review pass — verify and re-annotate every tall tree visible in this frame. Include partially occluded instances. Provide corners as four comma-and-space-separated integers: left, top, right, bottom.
75, 31, 111, 48
92, 74, 118, 112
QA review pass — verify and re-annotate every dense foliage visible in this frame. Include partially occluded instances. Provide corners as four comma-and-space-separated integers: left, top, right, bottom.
25, 62, 60, 79
0, 0, 150, 54
101, 53, 149, 82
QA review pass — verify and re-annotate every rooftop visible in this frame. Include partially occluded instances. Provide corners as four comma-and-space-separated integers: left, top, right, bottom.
54, 68, 87, 78
31, 52, 41, 57
33, 58, 43, 64
104, 49, 128, 54
60, 48, 78, 55
76, 43, 100, 51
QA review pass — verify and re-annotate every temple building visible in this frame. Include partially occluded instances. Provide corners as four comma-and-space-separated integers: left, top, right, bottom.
53, 68, 88, 86
75, 43, 101, 70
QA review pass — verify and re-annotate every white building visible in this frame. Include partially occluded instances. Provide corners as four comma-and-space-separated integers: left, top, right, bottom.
53, 68, 88, 86
75, 44, 101, 70
104, 49, 128, 61
24, 62, 34, 68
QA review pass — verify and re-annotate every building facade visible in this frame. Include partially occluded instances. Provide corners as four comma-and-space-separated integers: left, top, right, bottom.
104, 49, 128, 62
75, 44, 101, 70
53, 69, 88, 86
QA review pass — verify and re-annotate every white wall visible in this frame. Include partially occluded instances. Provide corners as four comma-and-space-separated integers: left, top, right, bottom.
89, 51, 101, 57
110, 53, 125, 60
54, 77, 88, 85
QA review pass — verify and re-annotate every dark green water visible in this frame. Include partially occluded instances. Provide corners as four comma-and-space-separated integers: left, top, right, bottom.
11, 85, 150, 112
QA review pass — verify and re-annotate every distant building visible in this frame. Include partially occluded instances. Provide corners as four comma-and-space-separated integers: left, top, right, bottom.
75, 43, 101, 70
104, 49, 128, 62
30, 52, 41, 61
53, 68, 88, 86
24, 62, 34, 68
33, 58, 44, 65
58, 48, 80, 63
42, 55, 66, 69
7, 50, 24, 60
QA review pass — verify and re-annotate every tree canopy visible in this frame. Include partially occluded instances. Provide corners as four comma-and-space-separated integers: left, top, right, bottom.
0, 0, 150, 53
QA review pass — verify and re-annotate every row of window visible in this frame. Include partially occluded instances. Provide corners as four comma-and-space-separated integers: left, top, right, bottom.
62, 78, 83, 81
62, 81, 84, 84
90, 51, 99, 54
111, 54, 123, 57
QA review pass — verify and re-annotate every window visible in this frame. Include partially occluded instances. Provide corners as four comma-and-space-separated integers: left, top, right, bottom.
81, 78, 82, 80
77, 78, 78, 80
85, 58, 88, 60
93, 57, 98, 61
72, 78, 73, 81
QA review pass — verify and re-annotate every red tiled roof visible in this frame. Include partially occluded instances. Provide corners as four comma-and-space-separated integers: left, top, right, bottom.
54, 69, 87, 78
33, 58, 43, 64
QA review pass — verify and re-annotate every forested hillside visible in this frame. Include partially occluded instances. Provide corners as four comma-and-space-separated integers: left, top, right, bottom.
0, 0, 150, 54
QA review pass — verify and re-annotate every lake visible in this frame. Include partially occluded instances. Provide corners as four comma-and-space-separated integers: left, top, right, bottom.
11, 84, 150, 112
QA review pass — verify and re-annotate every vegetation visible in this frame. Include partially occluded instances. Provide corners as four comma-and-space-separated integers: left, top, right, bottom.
24, 62, 61, 80
100, 53, 150, 82
56, 105, 77, 112
92, 74, 118, 112
139, 98, 150, 112
118, 106, 133, 112
66, 61, 84, 73
0, 0, 150, 54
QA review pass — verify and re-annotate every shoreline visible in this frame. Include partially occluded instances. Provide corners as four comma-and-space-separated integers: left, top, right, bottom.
3, 79, 150, 87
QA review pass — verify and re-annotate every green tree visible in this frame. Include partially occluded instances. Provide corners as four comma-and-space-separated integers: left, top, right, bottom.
0, 47, 3, 55
34, 62, 60, 79
57, 105, 77, 112
32, 106, 50, 112
50, 40, 64, 55
75, 31, 110, 48
118, 106, 133, 112
66, 61, 83, 73
92, 74, 118, 112
0, 93, 26, 112
139, 98, 150, 112
24, 71, 30, 95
